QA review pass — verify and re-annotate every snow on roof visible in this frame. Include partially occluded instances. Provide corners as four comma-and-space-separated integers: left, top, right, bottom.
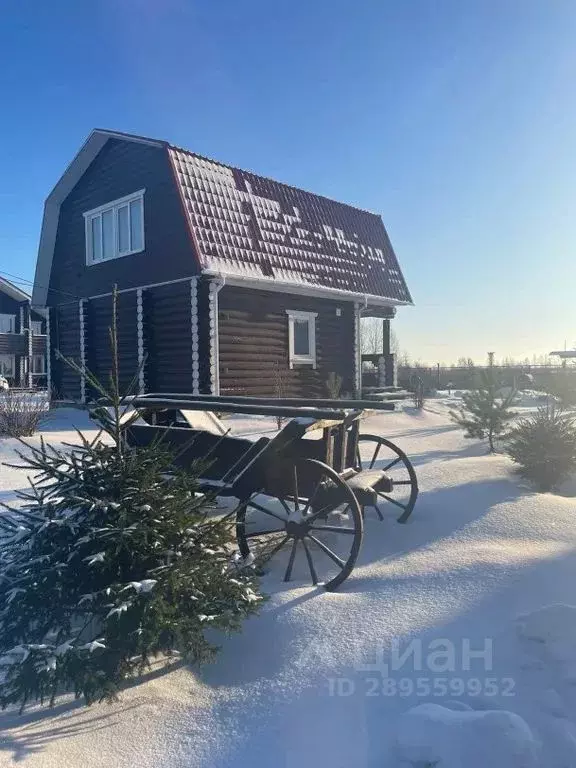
169, 146, 412, 304
33, 129, 413, 306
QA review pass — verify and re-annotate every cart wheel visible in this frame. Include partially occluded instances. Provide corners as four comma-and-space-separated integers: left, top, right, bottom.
236, 458, 363, 591
356, 435, 418, 523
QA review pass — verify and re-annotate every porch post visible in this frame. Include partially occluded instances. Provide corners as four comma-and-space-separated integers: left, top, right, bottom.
46, 309, 52, 400
354, 303, 362, 398
18, 305, 25, 387
208, 278, 225, 395
381, 312, 396, 387
27, 316, 33, 389
190, 278, 200, 395
22, 302, 33, 389
382, 318, 391, 356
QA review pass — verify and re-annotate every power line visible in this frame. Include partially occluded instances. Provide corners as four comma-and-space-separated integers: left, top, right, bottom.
0, 271, 80, 301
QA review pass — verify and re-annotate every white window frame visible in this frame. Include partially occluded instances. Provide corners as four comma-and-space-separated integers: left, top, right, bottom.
30, 355, 46, 375
0, 314, 16, 333
30, 320, 44, 335
0, 354, 15, 377
286, 310, 317, 368
84, 189, 145, 265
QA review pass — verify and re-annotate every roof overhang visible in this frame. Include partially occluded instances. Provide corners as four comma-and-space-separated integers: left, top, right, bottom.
550, 350, 576, 359
0, 276, 30, 303
33, 129, 165, 306
202, 269, 413, 308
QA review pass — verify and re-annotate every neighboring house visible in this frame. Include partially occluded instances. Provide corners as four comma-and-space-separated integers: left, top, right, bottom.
0, 277, 47, 387
33, 129, 412, 401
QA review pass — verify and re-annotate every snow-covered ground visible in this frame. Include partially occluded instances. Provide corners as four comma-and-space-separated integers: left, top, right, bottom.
2, 403, 576, 766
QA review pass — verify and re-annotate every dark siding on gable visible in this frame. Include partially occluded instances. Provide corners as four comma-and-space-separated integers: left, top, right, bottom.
218, 285, 355, 397
48, 139, 197, 306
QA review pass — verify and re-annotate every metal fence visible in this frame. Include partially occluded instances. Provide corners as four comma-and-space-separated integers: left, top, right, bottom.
393, 364, 576, 393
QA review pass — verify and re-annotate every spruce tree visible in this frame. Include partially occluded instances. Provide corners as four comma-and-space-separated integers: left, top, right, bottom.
0, 294, 261, 710
506, 406, 576, 491
450, 368, 517, 452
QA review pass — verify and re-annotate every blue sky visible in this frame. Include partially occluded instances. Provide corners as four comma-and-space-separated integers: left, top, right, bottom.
1, 0, 575, 364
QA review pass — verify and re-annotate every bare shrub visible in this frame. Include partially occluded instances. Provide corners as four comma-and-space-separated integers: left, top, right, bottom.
0, 390, 49, 437
411, 376, 425, 409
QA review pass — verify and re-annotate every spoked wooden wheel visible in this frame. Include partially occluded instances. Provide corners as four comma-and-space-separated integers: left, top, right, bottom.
236, 458, 363, 591
356, 435, 418, 523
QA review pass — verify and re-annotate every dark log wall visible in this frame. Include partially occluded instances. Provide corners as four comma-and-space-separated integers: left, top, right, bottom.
197, 279, 212, 395
51, 280, 197, 399
85, 293, 139, 395
48, 138, 197, 305
31, 337, 47, 355
218, 285, 355, 397
0, 335, 26, 355
50, 280, 356, 401
145, 281, 193, 393
51, 302, 82, 400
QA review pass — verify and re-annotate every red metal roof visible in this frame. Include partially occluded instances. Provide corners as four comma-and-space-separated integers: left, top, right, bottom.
169, 147, 412, 304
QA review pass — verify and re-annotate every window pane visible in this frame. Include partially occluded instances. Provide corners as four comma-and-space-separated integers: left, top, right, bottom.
130, 198, 143, 251
32, 355, 45, 374
293, 319, 310, 356
91, 216, 102, 262
102, 209, 114, 260
0, 315, 15, 333
0, 355, 14, 376
31, 320, 43, 335
118, 205, 130, 253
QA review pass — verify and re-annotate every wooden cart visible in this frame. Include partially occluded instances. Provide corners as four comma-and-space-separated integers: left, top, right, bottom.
125, 394, 418, 591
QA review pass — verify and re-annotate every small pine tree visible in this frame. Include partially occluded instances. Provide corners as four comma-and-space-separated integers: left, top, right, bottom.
450, 368, 517, 452
0, 292, 261, 710
506, 406, 576, 491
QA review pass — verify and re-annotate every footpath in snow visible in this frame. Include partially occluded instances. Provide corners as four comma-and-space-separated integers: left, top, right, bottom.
1, 402, 576, 767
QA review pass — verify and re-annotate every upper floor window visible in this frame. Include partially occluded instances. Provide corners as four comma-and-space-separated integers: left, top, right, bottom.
286, 310, 317, 368
30, 320, 43, 335
0, 314, 15, 333
84, 190, 145, 265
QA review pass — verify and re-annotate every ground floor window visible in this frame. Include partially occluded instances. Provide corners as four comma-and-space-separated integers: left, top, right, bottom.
0, 354, 15, 377
30, 355, 46, 375
286, 310, 317, 368
0, 314, 15, 333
